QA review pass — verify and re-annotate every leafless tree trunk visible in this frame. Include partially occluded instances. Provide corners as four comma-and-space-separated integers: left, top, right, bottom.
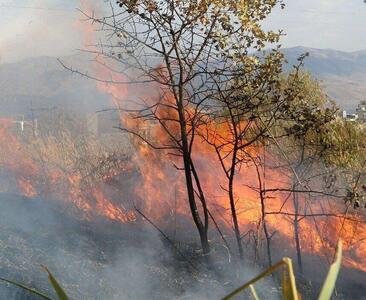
292, 188, 303, 273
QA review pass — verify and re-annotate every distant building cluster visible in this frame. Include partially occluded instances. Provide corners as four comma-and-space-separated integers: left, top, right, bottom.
341, 101, 366, 123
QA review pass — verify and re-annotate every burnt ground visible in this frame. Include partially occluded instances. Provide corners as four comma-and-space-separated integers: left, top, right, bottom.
0, 193, 365, 299
0, 193, 251, 299
0, 193, 187, 299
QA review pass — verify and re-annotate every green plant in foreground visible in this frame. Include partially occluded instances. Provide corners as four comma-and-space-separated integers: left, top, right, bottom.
0, 265, 69, 300
0, 241, 342, 300
222, 240, 343, 300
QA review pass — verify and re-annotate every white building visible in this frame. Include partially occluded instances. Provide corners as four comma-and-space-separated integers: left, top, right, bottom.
356, 101, 366, 123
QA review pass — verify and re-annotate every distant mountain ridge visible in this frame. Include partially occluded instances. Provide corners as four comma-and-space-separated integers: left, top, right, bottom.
0, 47, 365, 116
0, 55, 109, 118
282, 47, 366, 110
283, 46, 366, 76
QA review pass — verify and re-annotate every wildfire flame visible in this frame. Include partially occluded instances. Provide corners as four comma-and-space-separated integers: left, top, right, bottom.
0, 1, 364, 279
73, 1, 366, 272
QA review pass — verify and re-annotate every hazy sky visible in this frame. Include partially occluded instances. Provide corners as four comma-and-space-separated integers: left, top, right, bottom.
0, 0, 365, 63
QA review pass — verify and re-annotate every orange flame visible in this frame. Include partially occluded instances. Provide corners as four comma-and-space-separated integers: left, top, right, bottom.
0, 117, 135, 223
1, 1, 364, 276
73, 9, 366, 272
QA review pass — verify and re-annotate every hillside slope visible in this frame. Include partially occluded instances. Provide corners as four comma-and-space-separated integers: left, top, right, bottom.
283, 47, 366, 110
0, 47, 365, 115
0, 55, 109, 118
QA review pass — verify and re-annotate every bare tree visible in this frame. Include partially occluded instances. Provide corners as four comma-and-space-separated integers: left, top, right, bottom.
198, 56, 324, 259
70, 0, 287, 254
252, 74, 363, 271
